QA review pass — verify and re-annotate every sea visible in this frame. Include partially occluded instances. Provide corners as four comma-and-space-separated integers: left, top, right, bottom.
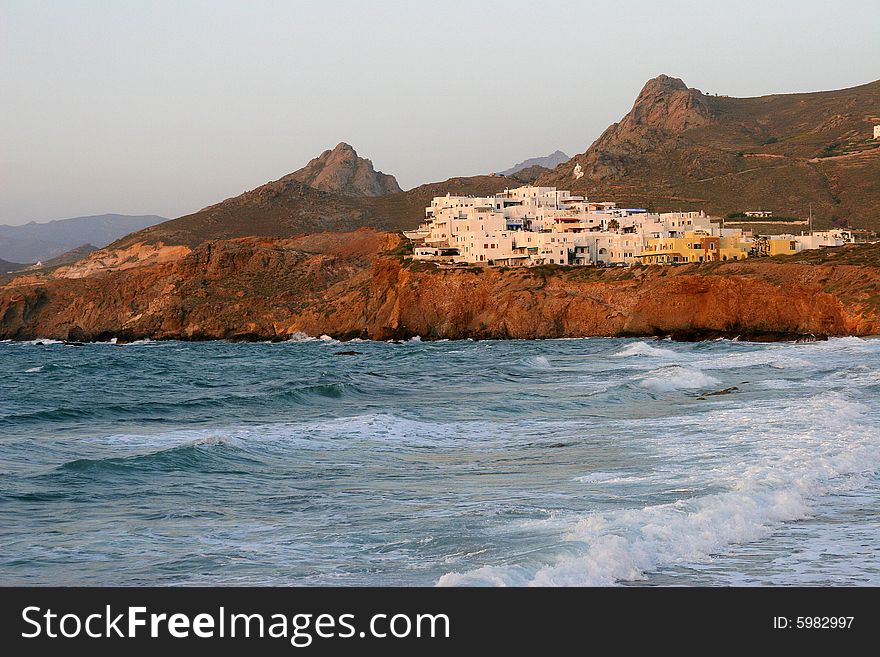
1, 336, 878, 586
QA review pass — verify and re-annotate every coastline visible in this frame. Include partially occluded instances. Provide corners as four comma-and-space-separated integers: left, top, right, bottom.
2, 233, 880, 344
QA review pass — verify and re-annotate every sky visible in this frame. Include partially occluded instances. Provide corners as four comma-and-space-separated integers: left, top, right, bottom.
1, 0, 878, 225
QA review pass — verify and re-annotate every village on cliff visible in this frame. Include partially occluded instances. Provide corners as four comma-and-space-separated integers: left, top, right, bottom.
404, 184, 868, 268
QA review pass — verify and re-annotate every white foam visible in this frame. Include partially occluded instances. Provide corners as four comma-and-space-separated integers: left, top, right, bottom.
285, 332, 317, 343
24, 366, 43, 373
614, 342, 677, 359
528, 355, 552, 369
574, 472, 645, 484
188, 435, 240, 448
438, 393, 880, 587
638, 366, 720, 393
87, 413, 512, 455
693, 348, 811, 370
18, 339, 64, 345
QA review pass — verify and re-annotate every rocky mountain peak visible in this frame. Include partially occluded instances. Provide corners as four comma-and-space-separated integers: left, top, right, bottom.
627, 74, 714, 132
287, 142, 402, 197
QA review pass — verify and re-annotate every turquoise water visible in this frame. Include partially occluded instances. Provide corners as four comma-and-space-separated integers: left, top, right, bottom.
1, 336, 878, 586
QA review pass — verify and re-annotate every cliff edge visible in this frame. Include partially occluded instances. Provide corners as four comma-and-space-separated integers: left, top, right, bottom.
2, 233, 879, 342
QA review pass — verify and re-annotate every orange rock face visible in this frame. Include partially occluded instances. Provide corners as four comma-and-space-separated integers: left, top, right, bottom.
1, 231, 879, 342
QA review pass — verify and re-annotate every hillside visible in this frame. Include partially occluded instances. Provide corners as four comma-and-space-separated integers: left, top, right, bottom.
111, 170, 517, 249
0, 214, 165, 263
505, 165, 550, 185
539, 75, 880, 229
38, 244, 99, 269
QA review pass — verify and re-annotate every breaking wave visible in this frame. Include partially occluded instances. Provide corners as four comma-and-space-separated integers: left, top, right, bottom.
3, 336, 879, 586
527, 355, 552, 369
637, 366, 720, 392
438, 394, 879, 586
614, 342, 677, 359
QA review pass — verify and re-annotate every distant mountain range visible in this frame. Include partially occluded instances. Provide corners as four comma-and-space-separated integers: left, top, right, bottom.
0, 214, 165, 263
499, 150, 570, 176
538, 75, 880, 228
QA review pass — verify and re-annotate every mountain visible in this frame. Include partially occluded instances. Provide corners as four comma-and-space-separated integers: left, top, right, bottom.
539, 75, 880, 229
0, 214, 165, 263
286, 142, 402, 196
0, 258, 26, 274
111, 151, 517, 250
500, 150, 569, 176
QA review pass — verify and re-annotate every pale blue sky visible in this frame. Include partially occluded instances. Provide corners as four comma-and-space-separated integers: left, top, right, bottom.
1, 0, 878, 224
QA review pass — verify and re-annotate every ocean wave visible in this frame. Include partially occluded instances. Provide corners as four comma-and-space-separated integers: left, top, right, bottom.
526, 355, 552, 369
285, 332, 317, 342
24, 366, 43, 373
71, 413, 511, 459
0, 380, 364, 427
637, 366, 720, 393
15, 339, 65, 346
574, 471, 646, 484
438, 393, 879, 586
613, 342, 677, 359
56, 435, 257, 476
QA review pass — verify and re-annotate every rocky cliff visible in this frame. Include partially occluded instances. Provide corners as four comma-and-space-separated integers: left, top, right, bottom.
2, 232, 879, 342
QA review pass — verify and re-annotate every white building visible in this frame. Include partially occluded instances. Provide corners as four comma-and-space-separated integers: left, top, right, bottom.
406, 185, 847, 267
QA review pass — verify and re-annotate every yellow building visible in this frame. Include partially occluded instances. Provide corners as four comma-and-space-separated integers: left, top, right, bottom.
747, 235, 799, 257
767, 237, 798, 256
637, 232, 750, 264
